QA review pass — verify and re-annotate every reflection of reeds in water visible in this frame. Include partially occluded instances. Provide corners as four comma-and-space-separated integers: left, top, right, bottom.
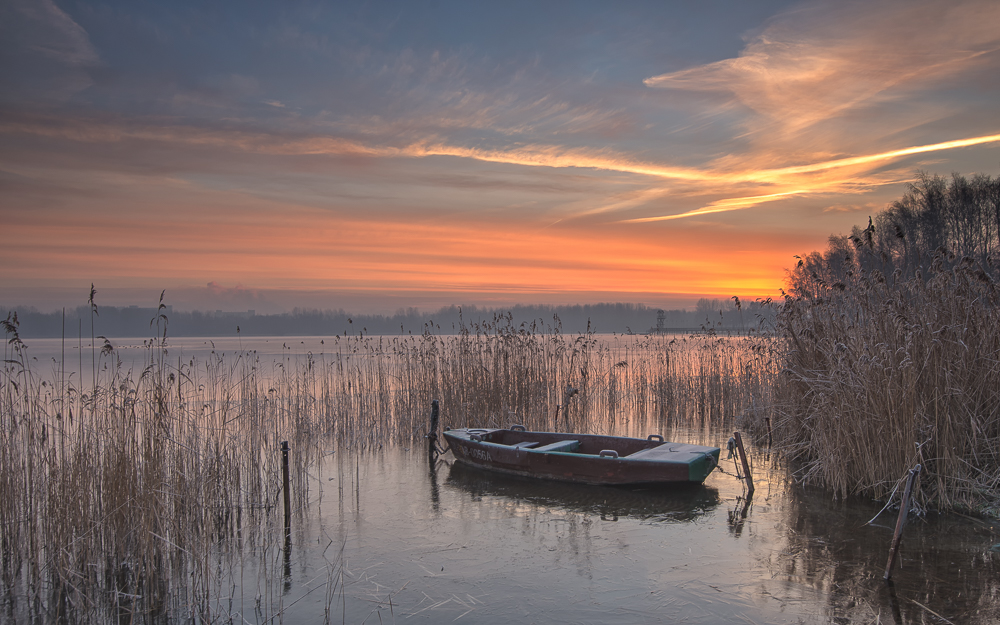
766, 478, 1000, 624
1, 312, 775, 621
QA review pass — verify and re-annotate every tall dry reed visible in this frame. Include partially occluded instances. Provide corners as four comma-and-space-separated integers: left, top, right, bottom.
315, 313, 775, 440
774, 257, 1000, 513
0, 316, 329, 622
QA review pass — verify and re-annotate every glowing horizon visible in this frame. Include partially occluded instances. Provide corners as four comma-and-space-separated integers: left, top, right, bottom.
2, 1, 999, 315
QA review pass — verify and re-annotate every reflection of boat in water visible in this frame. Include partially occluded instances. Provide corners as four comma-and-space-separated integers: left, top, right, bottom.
445, 460, 721, 522
442, 426, 720, 486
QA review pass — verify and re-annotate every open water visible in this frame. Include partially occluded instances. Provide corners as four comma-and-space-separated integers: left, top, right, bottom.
256, 429, 1000, 624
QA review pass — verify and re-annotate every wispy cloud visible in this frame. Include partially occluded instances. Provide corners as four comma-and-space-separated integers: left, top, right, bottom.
4, 109, 998, 224
325, 49, 637, 141
644, 0, 1000, 141
622, 190, 809, 223
627, 0, 1000, 220
12, 0, 100, 66
1, 0, 100, 99
614, 133, 1000, 221
762, 133, 1000, 177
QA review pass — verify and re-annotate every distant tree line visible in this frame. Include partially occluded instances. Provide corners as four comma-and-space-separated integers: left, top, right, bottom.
2, 299, 774, 340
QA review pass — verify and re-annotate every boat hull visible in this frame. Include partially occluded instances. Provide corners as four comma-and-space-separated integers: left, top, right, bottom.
442, 427, 720, 486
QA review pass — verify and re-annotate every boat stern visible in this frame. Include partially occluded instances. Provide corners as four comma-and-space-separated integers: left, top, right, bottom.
688, 447, 721, 482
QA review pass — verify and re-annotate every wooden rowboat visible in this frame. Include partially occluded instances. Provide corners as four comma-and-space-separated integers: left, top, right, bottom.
442, 425, 720, 486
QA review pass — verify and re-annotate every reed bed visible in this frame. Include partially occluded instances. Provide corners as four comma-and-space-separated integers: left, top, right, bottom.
0, 328, 328, 622
774, 258, 1000, 513
313, 314, 777, 440
1, 312, 774, 622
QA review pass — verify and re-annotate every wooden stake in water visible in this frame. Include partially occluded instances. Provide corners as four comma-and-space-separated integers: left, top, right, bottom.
281, 441, 291, 528
733, 431, 755, 496
61, 308, 65, 464
427, 399, 440, 459
884, 464, 921, 581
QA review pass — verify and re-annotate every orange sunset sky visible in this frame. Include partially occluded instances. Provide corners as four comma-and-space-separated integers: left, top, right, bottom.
3, 0, 1000, 314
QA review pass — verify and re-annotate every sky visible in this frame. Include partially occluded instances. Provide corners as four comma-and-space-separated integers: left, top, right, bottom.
2, 0, 999, 315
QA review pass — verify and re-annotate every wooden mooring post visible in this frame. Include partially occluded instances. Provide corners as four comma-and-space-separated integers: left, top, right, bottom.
281, 441, 292, 591
281, 440, 291, 528
884, 464, 921, 581
427, 399, 440, 459
733, 431, 755, 497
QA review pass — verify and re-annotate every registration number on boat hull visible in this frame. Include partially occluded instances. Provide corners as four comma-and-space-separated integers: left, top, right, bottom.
458, 445, 492, 463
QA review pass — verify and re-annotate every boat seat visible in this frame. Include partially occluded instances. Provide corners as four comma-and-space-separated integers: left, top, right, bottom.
510, 441, 539, 449
627, 443, 701, 460
531, 440, 580, 453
